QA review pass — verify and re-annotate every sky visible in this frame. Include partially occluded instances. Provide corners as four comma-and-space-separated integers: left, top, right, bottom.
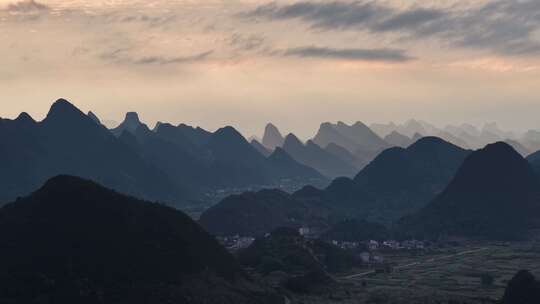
1, 0, 540, 139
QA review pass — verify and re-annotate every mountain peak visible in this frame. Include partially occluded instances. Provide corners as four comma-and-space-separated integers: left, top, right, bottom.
268, 147, 292, 161
46, 98, 84, 121
87, 111, 101, 125
262, 123, 284, 149
35, 175, 103, 199
124, 112, 140, 124
384, 131, 412, 147
352, 121, 368, 128
443, 141, 537, 196
111, 112, 144, 136
320, 122, 335, 130
250, 139, 271, 157
15, 112, 36, 125
283, 133, 303, 147
481, 141, 522, 158
409, 136, 448, 148
214, 126, 243, 139
265, 122, 278, 130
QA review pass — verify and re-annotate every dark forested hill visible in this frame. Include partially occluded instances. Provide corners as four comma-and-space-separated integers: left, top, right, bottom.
199, 189, 330, 236
401, 142, 540, 240
0, 175, 281, 303
319, 137, 471, 222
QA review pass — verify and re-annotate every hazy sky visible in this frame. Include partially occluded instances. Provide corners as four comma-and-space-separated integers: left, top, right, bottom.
1, 0, 540, 138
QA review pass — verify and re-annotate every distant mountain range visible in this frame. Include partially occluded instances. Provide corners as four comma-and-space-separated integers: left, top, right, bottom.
0, 175, 280, 303
204, 139, 540, 241
370, 119, 539, 154
253, 120, 540, 182
5, 98, 540, 243
200, 136, 472, 235
0, 99, 186, 206
282, 133, 357, 178
0, 99, 327, 206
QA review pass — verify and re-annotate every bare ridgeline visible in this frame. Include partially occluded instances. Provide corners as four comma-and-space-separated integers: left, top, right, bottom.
1, 99, 540, 303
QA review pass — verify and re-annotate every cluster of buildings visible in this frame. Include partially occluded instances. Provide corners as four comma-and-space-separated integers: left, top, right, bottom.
217, 235, 256, 252
329, 239, 425, 251
367, 239, 425, 250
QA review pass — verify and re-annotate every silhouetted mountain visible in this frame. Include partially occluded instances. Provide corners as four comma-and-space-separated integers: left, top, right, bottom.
87, 111, 101, 125
527, 149, 540, 167
506, 139, 531, 157
262, 123, 284, 150
502, 270, 540, 304
483, 122, 515, 140
251, 139, 271, 157
0, 176, 280, 303
312, 122, 356, 151
204, 136, 472, 234
238, 228, 349, 294
206, 126, 277, 186
335, 121, 389, 152
401, 142, 540, 240
121, 121, 322, 194
399, 119, 427, 137
372, 120, 524, 151
283, 133, 357, 178
370, 122, 398, 138
153, 122, 203, 153
324, 143, 366, 169
177, 123, 213, 146
111, 112, 143, 136
321, 137, 471, 223
199, 189, 327, 237
312, 122, 389, 162
267, 147, 325, 181
0, 99, 186, 206
120, 123, 207, 196
384, 131, 412, 147
436, 130, 470, 149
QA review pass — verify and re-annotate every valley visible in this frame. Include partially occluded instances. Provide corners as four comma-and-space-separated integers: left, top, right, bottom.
288, 242, 540, 303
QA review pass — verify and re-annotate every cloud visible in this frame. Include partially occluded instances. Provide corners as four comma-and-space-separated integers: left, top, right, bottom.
228, 33, 266, 51
373, 8, 444, 32
242, 1, 390, 30
7, 0, 49, 13
281, 46, 414, 62
243, 1, 540, 56
100, 48, 214, 66
133, 51, 214, 65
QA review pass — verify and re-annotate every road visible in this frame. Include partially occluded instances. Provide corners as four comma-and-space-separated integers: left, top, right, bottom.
340, 247, 489, 280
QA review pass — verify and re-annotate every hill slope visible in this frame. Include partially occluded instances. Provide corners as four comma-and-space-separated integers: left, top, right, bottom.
0, 175, 280, 303
282, 134, 357, 178
401, 142, 540, 240
320, 137, 471, 222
